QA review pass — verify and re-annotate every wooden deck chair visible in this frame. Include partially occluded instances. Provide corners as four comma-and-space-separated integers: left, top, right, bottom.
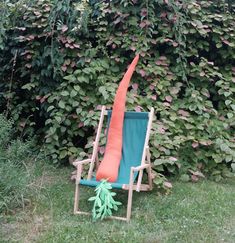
73, 106, 154, 222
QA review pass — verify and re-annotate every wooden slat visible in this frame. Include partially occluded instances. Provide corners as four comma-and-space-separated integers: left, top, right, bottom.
132, 164, 150, 171
87, 106, 106, 179
74, 211, 128, 221
73, 159, 91, 166
122, 184, 151, 191
126, 168, 134, 221
136, 107, 154, 191
146, 146, 153, 190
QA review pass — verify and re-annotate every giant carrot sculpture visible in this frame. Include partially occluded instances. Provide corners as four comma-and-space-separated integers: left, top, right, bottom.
96, 54, 140, 182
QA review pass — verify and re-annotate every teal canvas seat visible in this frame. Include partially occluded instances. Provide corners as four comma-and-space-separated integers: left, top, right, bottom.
79, 111, 148, 189
73, 106, 154, 221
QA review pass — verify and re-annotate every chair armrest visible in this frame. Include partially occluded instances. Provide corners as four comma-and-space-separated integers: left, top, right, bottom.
132, 164, 151, 192
73, 159, 91, 167
73, 159, 92, 183
132, 164, 150, 172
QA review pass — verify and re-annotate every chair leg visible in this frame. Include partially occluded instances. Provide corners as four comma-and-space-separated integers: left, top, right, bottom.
147, 166, 153, 190
126, 188, 133, 222
74, 164, 82, 214
146, 147, 153, 190
126, 169, 134, 222
74, 182, 80, 214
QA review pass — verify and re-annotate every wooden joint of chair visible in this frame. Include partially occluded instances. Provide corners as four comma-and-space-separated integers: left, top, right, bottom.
133, 164, 150, 192
132, 164, 150, 172
73, 159, 91, 167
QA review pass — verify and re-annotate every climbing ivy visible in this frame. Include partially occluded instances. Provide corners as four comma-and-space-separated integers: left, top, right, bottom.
0, 0, 235, 182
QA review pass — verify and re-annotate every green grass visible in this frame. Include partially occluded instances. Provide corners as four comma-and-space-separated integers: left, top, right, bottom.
1, 166, 235, 243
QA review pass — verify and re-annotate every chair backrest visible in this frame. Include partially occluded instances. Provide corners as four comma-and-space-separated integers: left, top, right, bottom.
106, 111, 149, 184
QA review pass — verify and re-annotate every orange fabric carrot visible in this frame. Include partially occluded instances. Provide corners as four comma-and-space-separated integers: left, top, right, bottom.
96, 54, 139, 182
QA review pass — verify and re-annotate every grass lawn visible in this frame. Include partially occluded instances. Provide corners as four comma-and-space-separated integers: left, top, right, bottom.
1, 166, 235, 243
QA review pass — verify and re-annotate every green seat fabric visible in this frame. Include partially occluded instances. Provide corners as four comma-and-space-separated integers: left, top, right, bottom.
79, 111, 148, 189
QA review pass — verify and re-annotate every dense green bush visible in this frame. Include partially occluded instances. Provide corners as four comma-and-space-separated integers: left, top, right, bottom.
0, 0, 235, 181
0, 114, 36, 213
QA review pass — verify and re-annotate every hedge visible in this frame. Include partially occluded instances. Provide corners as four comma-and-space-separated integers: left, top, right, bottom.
0, 0, 235, 182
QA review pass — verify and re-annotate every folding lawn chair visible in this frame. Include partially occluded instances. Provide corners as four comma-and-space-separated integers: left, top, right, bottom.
73, 106, 154, 222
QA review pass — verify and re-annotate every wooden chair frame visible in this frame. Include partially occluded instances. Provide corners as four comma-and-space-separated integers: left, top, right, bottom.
73, 106, 154, 222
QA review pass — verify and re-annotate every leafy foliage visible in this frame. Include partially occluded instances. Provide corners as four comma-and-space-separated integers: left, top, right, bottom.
0, 0, 235, 181
88, 180, 122, 221
0, 114, 35, 213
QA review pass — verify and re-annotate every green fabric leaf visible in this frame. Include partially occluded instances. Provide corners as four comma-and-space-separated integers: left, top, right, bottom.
88, 179, 122, 221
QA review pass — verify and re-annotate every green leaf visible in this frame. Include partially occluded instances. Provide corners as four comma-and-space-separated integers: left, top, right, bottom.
47, 106, 54, 112
96, 212, 102, 219
114, 201, 122, 206
58, 100, 65, 109
98, 86, 106, 93
21, 83, 35, 90
64, 75, 76, 82
180, 174, 190, 182
224, 92, 231, 97
220, 143, 229, 152
88, 197, 96, 201
59, 150, 67, 159
72, 101, 79, 107
225, 100, 232, 106
231, 105, 235, 111
153, 177, 164, 185
231, 163, 235, 173
107, 208, 112, 216
74, 85, 80, 91
55, 116, 61, 123
70, 90, 77, 97
69, 147, 77, 153
61, 91, 69, 96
